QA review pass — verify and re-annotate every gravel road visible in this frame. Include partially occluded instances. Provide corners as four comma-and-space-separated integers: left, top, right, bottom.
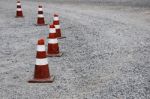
0, 0, 150, 99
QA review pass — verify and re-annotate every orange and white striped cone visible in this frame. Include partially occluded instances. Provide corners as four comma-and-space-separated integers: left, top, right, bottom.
53, 14, 65, 39
28, 39, 54, 83
47, 24, 63, 57
15, 0, 24, 18
35, 5, 47, 26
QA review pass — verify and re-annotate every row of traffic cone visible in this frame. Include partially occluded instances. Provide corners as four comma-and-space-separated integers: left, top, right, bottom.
16, 0, 64, 39
29, 24, 63, 83
15, 1, 64, 83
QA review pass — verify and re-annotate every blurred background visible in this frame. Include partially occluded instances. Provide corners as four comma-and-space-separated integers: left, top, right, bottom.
43, 0, 150, 7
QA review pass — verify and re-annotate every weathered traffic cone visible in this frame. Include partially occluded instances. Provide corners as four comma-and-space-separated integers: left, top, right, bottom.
53, 14, 65, 39
28, 39, 54, 83
47, 24, 63, 57
15, 0, 24, 18
35, 5, 47, 26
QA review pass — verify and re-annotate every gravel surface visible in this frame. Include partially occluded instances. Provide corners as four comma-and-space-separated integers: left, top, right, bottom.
0, 0, 150, 99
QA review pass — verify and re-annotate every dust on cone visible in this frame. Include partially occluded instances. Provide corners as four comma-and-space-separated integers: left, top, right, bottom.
28, 39, 54, 83
36, 5, 47, 26
47, 24, 63, 57
53, 14, 65, 39
16, 0, 24, 17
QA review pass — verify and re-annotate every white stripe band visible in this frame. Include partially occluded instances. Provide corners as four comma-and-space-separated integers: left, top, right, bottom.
38, 14, 44, 18
38, 8, 43, 11
54, 17, 59, 21
37, 45, 45, 51
17, 8, 22, 11
54, 25, 60, 29
36, 58, 48, 65
48, 39, 58, 44
17, 3, 21, 5
49, 28, 56, 33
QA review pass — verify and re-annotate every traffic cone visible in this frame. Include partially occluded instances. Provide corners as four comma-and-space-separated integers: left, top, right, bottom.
47, 24, 63, 57
35, 5, 47, 26
28, 39, 54, 83
53, 14, 65, 39
15, 0, 24, 18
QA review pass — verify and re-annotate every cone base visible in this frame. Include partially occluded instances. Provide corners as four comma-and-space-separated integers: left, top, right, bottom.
28, 75, 54, 83
47, 36, 66, 39
47, 52, 63, 57
15, 16, 24, 18
35, 24, 48, 26
57, 36, 66, 39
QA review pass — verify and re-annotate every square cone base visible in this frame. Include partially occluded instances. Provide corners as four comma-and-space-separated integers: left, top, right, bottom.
15, 16, 24, 18
57, 36, 66, 39
28, 75, 54, 83
34, 24, 48, 26
47, 52, 63, 57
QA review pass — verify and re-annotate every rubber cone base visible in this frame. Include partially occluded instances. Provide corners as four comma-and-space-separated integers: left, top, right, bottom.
57, 36, 66, 39
15, 16, 24, 18
28, 75, 54, 83
47, 36, 66, 39
47, 52, 63, 57
34, 24, 48, 26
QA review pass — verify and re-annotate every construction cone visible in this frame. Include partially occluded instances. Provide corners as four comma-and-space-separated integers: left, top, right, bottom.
28, 39, 54, 83
53, 14, 65, 39
35, 5, 47, 26
47, 24, 63, 57
15, 0, 24, 18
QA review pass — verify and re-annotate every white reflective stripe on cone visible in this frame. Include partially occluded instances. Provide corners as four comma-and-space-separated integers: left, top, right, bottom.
38, 8, 43, 11
54, 25, 60, 29
38, 14, 44, 18
17, 3, 21, 5
49, 28, 56, 33
36, 58, 48, 65
54, 17, 59, 21
37, 45, 46, 51
48, 39, 58, 44
17, 8, 22, 11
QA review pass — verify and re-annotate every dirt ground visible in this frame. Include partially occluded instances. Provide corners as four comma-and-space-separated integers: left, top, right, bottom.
0, 0, 150, 99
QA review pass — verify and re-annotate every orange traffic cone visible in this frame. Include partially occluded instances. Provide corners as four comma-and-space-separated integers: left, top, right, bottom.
28, 39, 54, 83
47, 24, 63, 57
15, 0, 24, 18
35, 5, 47, 26
53, 14, 65, 39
